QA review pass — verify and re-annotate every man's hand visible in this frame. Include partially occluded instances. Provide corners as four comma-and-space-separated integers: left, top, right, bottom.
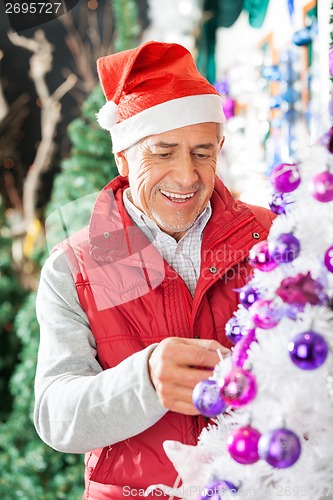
148, 337, 230, 415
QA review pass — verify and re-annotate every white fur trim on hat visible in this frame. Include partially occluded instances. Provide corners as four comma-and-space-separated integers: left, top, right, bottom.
104, 94, 225, 152
96, 100, 119, 130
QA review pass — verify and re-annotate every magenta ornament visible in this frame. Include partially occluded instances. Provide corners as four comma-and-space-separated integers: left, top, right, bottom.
225, 317, 243, 345
258, 428, 301, 468
249, 240, 278, 272
231, 328, 256, 367
310, 170, 333, 203
192, 379, 226, 418
288, 330, 328, 370
220, 367, 257, 408
268, 233, 301, 264
238, 284, 260, 309
250, 299, 281, 329
324, 245, 333, 273
227, 425, 261, 464
270, 163, 301, 193
222, 97, 235, 120
276, 272, 327, 307
329, 48, 333, 77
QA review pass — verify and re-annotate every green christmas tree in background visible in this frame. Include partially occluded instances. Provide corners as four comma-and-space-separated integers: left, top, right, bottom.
0, 1, 140, 498
0, 201, 27, 423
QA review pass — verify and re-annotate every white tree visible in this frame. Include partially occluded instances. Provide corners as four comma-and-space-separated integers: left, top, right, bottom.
151, 138, 333, 500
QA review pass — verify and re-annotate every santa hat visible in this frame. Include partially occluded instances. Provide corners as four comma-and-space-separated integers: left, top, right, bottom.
96, 41, 225, 153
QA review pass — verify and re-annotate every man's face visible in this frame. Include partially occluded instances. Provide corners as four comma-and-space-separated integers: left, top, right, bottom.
116, 123, 224, 241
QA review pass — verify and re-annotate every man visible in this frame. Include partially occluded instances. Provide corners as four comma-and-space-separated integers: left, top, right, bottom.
34, 41, 275, 499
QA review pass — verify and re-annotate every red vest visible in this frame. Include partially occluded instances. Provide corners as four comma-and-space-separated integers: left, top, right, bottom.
61, 175, 274, 499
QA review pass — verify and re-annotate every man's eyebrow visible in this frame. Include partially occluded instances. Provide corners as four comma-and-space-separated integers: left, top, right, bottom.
194, 143, 215, 149
152, 142, 216, 149
153, 141, 178, 148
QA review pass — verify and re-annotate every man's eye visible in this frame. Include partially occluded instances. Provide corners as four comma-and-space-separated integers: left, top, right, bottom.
156, 153, 171, 158
194, 153, 210, 159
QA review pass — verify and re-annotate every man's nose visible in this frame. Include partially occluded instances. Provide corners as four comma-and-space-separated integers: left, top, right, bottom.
172, 154, 199, 187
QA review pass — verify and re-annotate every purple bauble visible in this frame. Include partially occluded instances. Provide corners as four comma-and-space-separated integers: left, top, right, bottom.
199, 480, 238, 499
310, 170, 333, 203
318, 127, 333, 154
238, 284, 260, 309
220, 367, 257, 408
288, 330, 328, 370
225, 317, 243, 345
192, 379, 226, 417
249, 240, 278, 272
268, 233, 301, 264
269, 192, 287, 214
324, 245, 333, 273
270, 163, 301, 193
227, 426, 261, 464
250, 299, 281, 329
258, 428, 301, 468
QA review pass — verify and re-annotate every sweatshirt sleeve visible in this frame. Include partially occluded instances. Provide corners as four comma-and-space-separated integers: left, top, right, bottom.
34, 250, 167, 454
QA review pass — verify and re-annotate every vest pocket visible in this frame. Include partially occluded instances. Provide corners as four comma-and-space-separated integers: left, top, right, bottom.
89, 443, 121, 483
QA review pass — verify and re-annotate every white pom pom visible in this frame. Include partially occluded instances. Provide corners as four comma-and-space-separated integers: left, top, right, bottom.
96, 100, 119, 130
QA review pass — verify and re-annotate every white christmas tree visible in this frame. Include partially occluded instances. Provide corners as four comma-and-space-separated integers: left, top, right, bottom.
150, 136, 333, 500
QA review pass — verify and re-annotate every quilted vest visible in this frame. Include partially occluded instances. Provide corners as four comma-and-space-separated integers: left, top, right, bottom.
61, 175, 274, 499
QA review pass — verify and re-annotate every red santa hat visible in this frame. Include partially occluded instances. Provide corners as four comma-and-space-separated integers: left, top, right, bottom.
96, 41, 225, 153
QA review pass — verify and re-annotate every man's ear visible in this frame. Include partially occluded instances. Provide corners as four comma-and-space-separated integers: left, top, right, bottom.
219, 136, 225, 152
114, 151, 129, 176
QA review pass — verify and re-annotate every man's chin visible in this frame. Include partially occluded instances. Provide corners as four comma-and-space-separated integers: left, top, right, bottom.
153, 218, 195, 239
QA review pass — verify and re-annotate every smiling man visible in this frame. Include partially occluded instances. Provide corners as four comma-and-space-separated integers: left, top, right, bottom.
34, 41, 275, 499
116, 123, 223, 241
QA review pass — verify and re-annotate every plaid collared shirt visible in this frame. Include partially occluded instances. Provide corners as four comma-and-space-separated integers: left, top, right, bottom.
123, 189, 212, 296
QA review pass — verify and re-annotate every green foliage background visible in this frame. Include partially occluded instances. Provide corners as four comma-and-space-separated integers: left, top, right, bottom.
0, 1, 140, 498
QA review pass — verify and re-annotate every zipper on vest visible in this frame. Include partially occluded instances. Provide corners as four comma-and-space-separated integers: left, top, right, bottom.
181, 281, 192, 329
195, 214, 257, 316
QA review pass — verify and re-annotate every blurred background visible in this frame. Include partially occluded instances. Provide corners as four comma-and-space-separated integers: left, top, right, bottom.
0, 0, 332, 498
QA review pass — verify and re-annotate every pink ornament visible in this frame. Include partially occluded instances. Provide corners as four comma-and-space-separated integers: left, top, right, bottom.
231, 328, 256, 367
250, 299, 281, 329
276, 272, 327, 307
220, 367, 257, 408
324, 245, 333, 273
310, 170, 333, 203
222, 97, 235, 120
270, 163, 301, 193
227, 425, 261, 464
249, 240, 278, 272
